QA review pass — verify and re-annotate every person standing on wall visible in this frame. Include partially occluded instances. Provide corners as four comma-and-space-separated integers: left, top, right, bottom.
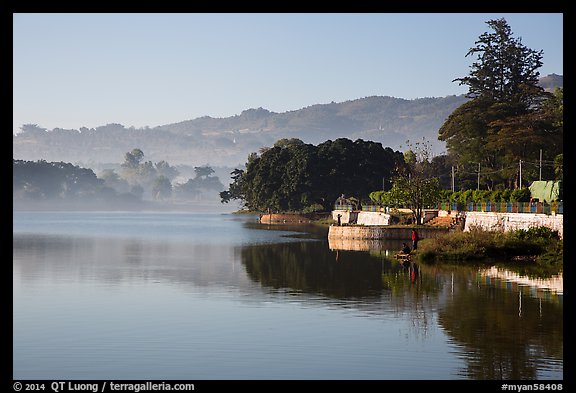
411, 229, 419, 250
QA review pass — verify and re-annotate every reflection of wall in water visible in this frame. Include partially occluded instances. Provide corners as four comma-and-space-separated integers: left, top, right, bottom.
328, 237, 405, 252
477, 267, 563, 304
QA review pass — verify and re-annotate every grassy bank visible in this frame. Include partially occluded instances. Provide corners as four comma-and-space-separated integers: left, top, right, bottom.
413, 226, 563, 275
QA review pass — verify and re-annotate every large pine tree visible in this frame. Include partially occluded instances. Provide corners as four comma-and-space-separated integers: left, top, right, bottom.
453, 18, 545, 109
439, 18, 561, 189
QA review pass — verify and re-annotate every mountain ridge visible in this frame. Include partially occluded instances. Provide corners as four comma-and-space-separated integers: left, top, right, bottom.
13, 74, 563, 168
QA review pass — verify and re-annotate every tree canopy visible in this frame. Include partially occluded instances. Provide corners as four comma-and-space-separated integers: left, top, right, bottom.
439, 18, 562, 190
453, 18, 545, 108
220, 138, 405, 212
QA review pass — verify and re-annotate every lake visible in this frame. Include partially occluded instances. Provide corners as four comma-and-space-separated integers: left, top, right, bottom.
13, 211, 563, 380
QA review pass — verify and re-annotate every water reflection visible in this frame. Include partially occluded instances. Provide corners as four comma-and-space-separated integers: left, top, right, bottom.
240, 239, 563, 380
436, 263, 563, 379
477, 266, 563, 300
13, 216, 563, 380
241, 240, 384, 298
328, 237, 405, 252
13, 233, 252, 289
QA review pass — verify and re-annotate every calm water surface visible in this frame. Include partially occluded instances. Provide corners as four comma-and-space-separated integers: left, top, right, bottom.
13, 211, 563, 380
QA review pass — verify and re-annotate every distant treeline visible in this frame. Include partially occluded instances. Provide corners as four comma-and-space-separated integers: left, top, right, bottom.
13, 159, 142, 208
13, 148, 225, 209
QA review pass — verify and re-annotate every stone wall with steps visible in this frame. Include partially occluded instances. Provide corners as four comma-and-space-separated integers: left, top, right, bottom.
329, 210, 563, 239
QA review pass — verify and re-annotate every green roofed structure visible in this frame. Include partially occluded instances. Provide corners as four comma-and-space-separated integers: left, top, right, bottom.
528, 180, 562, 203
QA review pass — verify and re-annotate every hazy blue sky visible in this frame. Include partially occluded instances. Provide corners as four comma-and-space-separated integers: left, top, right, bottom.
13, 13, 563, 134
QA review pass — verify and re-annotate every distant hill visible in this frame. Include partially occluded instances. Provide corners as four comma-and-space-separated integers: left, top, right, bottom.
538, 73, 563, 92
13, 74, 562, 168
155, 94, 469, 160
12, 95, 469, 167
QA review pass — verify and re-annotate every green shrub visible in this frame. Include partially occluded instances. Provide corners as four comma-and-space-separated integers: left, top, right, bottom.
414, 226, 562, 268
510, 188, 531, 202
302, 203, 325, 214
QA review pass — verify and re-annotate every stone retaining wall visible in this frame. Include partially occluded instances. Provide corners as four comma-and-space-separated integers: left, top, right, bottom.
332, 210, 390, 225
328, 210, 563, 240
328, 225, 449, 240
463, 211, 563, 239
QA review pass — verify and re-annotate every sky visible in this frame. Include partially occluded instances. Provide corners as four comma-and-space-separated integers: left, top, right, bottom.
13, 13, 563, 134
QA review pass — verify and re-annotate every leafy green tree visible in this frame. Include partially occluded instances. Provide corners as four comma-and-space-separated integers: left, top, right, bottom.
510, 188, 531, 202
273, 138, 305, 149
315, 138, 402, 209
221, 138, 404, 212
440, 18, 559, 190
220, 168, 246, 204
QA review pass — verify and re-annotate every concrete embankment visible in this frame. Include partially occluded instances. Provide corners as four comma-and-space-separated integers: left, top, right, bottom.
330, 210, 563, 239
464, 211, 563, 239
332, 210, 391, 225
328, 225, 449, 241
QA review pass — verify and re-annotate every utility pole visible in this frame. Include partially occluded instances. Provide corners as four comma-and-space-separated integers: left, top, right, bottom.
451, 166, 455, 192
539, 149, 542, 181
477, 162, 480, 190
519, 160, 522, 188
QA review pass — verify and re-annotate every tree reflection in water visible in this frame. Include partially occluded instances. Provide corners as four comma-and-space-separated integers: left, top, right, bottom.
241, 240, 384, 298
240, 239, 563, 380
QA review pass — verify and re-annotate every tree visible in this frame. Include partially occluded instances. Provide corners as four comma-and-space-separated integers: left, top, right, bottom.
155, 160, 179, 181
453, 18, 545, 109
439, 18, 559, 190
19, 124, 48, 135
273, 138, 305, 149
175, 165, 225, 201
194, 166, 215, 179
122, 148, 144, 170
13, 159, 103, 200
220, 138, 404, 212
388, 139, 442, 224
220, 168, 246, 205
152, 176, 172, 200
554, 154, 563, 182
99, 169, 131, 194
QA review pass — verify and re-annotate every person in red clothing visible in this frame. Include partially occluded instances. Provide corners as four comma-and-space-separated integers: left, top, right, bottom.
411, 229, 419, 250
